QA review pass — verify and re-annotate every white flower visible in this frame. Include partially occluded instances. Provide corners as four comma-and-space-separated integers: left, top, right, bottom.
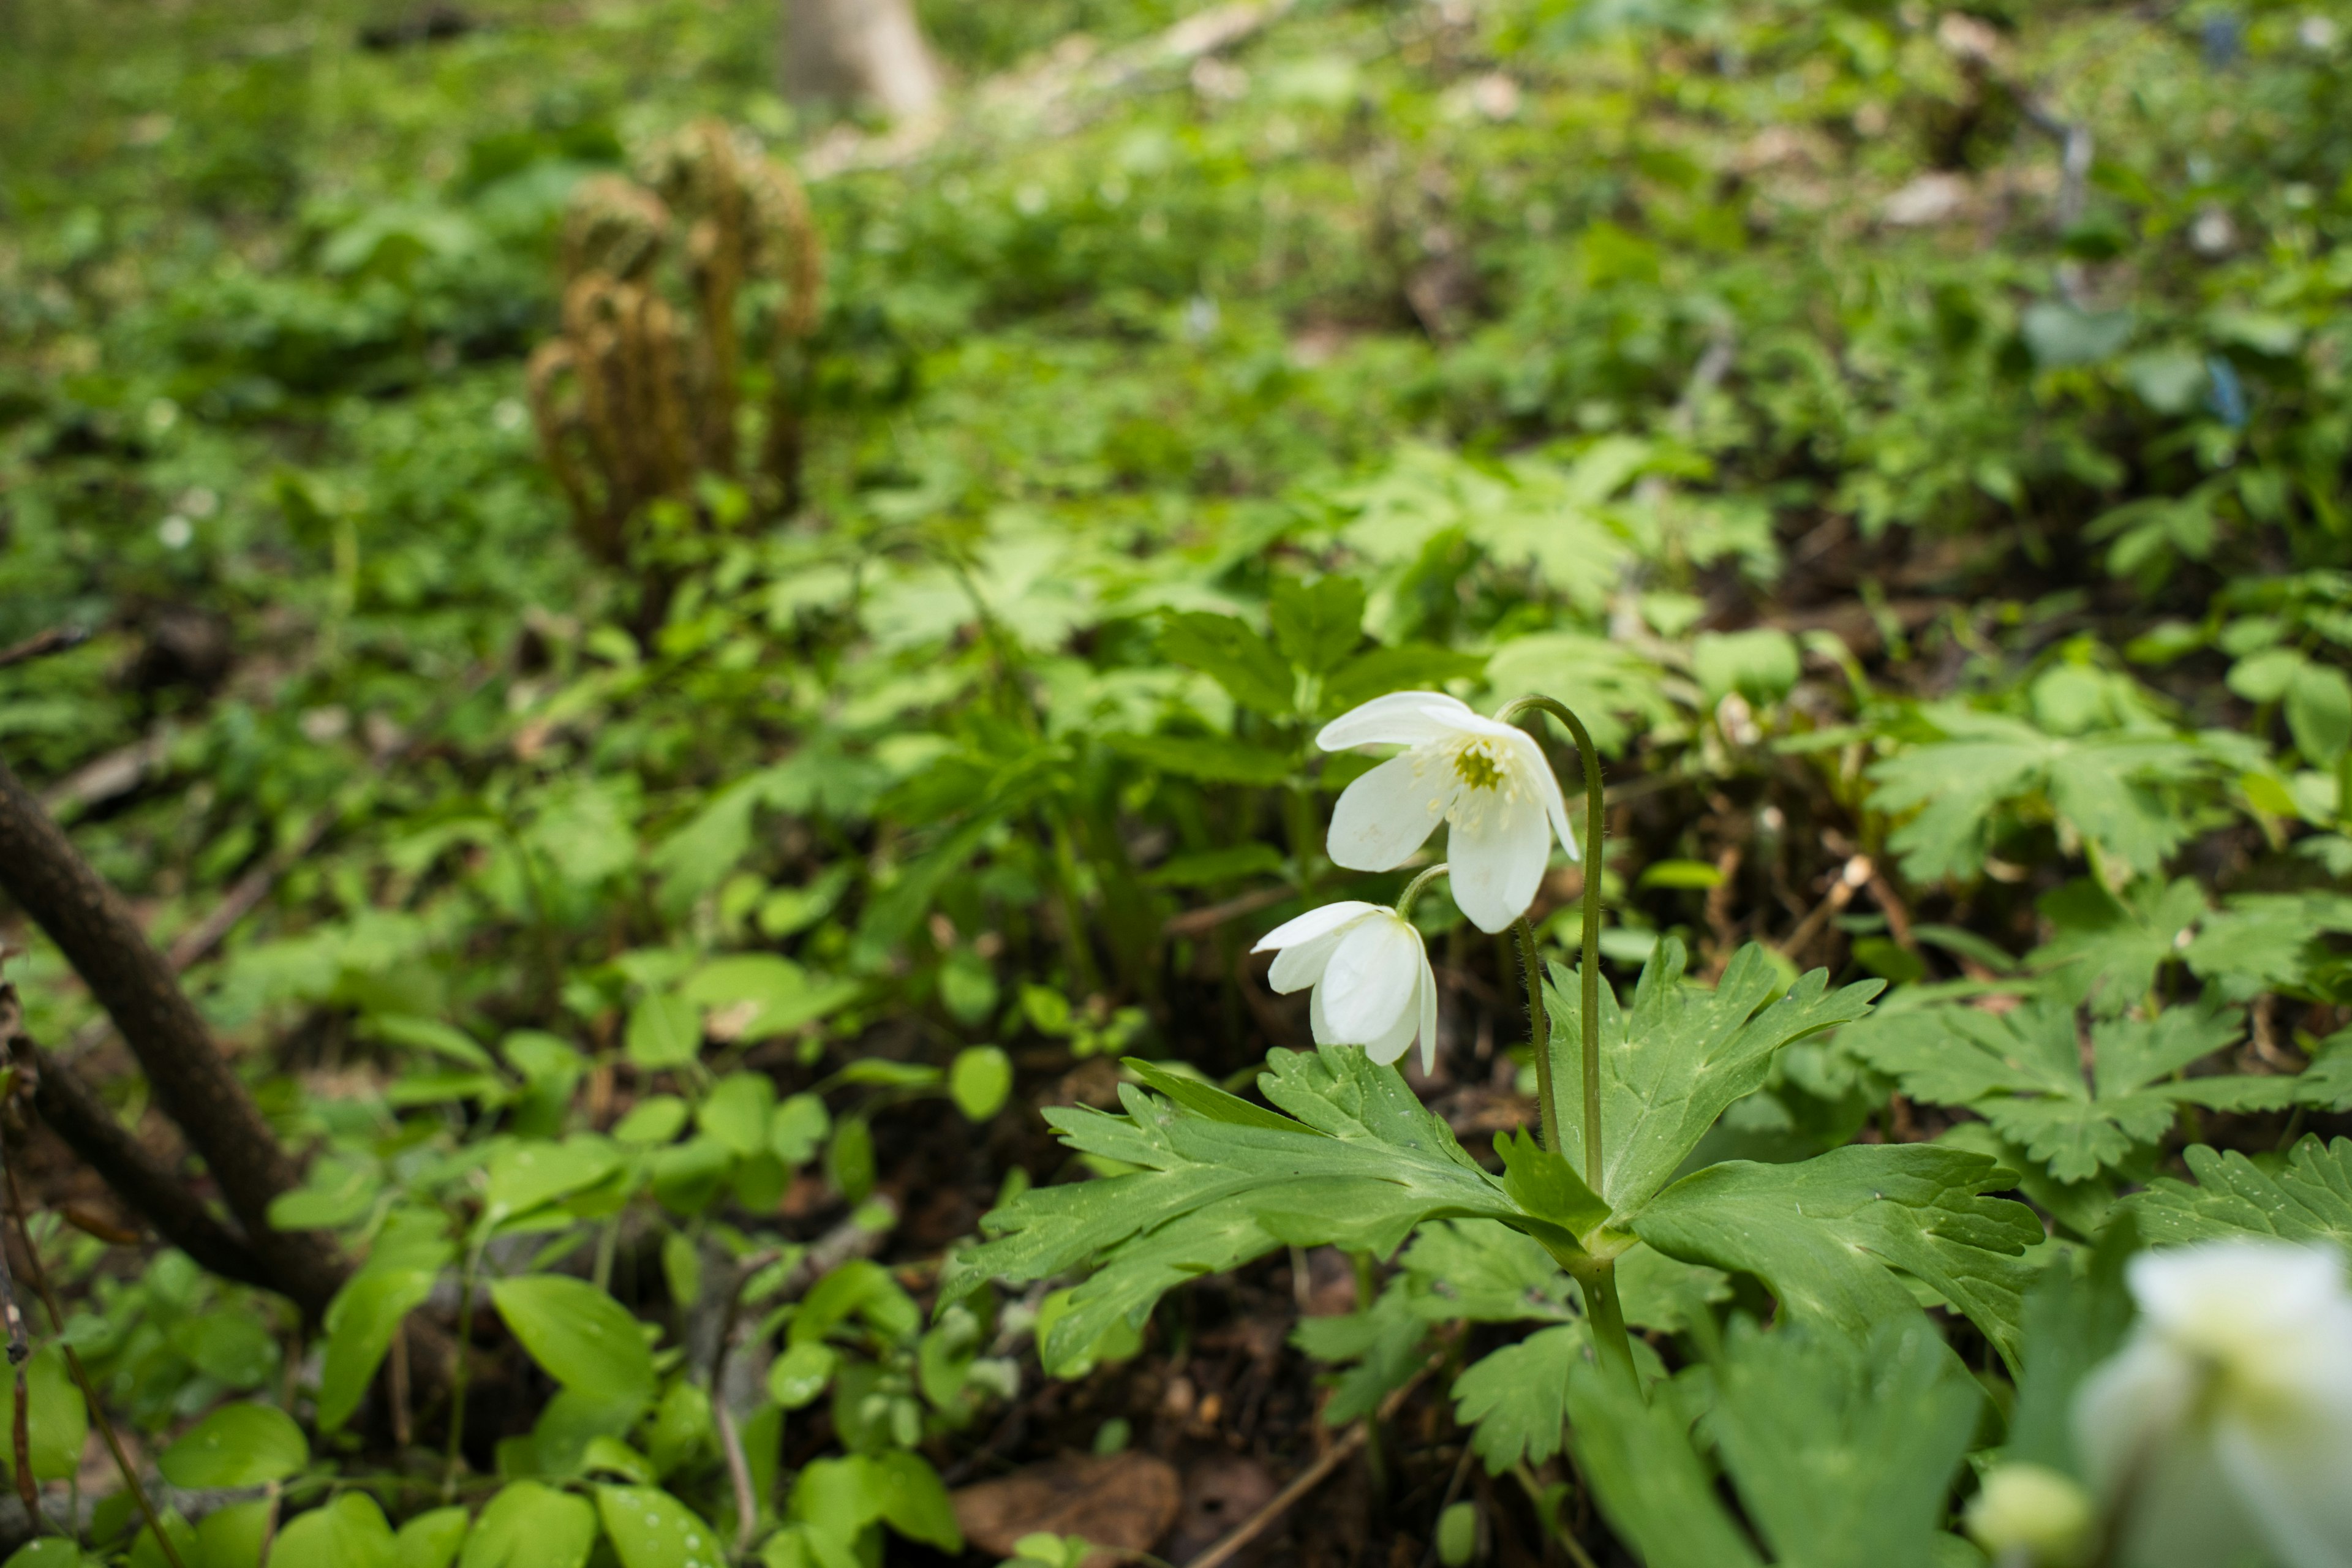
1316, 693, 1575, 934
1253, 901, 1439, 1075
2075, 1240, 2352, 1568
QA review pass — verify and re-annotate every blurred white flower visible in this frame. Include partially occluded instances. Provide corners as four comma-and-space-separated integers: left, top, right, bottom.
1966, 1463, 2092, 1566
1253, 900, 1439, 1074
1317, 692, 1574, 933
2076, 1240, 2352, 1568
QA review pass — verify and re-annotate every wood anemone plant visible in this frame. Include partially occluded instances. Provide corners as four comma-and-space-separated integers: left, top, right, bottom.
526, 119, 824, 575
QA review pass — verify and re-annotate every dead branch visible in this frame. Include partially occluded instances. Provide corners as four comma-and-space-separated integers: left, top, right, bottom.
0, 989, 274, 1294
0, 628, 86, 673
0, 753, 344, 1323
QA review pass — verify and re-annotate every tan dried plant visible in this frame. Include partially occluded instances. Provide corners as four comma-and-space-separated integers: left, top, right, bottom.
527, 120, 824, 567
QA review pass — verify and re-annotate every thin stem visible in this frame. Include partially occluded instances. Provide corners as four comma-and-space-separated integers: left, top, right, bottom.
1394, 862, 1449, 922
442, 1243, 484, 1503
3, 1172, 187, 1568
1579, 1264, 1640, 1391
1514, 918, 1559, 1156
1496, 696, 1607, 1191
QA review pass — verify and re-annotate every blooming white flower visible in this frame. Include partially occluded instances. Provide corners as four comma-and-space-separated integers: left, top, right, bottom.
1316, 692, 1575, 934
2075, 1240, 2352, 1568
1253, 900, 1439, 1075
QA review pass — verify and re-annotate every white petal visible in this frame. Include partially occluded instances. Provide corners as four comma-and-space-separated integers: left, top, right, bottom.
1317, 914, 1420, 1044
1309, 976, 1336, 1044
1502, 727, 1580, 862
2215, 1412, 2352, 1568
1266, 910, 1373, 995
1447, 797, 1552, 933
2076, 1340, 2199, 1498
1316, 691, 1476, 752
1362, 992, 1419, 1066
1327, 752, 1452, 872
1254, 900, 1381, 954
1417, 952, 1439, 1076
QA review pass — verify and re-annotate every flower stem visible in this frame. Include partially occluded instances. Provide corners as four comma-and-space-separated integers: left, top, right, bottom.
1497, 696, 1607, 1191
1499, 696, 1637, 1394
1394, 861, 1449, 921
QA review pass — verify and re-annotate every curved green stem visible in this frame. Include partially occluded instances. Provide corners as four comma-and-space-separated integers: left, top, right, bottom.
1496, 695, 1606, 1190
1394, 861, 1449, 922
1498, 695, 1635, 1394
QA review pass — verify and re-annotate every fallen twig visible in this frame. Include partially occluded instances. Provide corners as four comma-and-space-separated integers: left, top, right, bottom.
0, 628, 86, 673
1182, 1357, 1436, 1568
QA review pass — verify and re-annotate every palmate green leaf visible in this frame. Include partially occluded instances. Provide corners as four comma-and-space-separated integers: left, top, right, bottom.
1867, 705, 2206, 882
1567, 1317, 1981, 1568
1565, 1361, 1766, 1568
946, 1049, 1562, 1369
1452, 1324, 1580, 1472
2186, 891, 2352, 999
1398, 1221, 1577, 1325
1293, 1284, 1428, 1425
1845, 998, 2283, 1182
2030, 876, 2207, 1015
1158, 611, 1294, 715
1632, 1145, 2042, 1368
1100, 730, 1294, 785
2130, 1135, 2352, 1250
1545, 940, 1883, 1215
1709, 1317, 1981, 1568
1269, 575, 1366, 675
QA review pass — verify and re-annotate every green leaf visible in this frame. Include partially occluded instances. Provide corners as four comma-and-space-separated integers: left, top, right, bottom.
1294, 1284, 1428, 1425
768, 1342, 838, 1409
1101, 731, 1294, 785
1709, 1317, 1981, 1568
627, 992, 702, 1069
1693, 628, 1801, 706
156, 1402, 306, 1489
615, 1095, 690, 1147
1633, 1145, 2042, 1369
490, 1274, 658, 1412
1398, 1220, 1577, 1324
459, 1481, 599, 1568
790, 1259, 919, 1348
699, 1073, 777, 1156
865, 1450, 962, 1552
1496, 1129, 1609, 1241
1159, 611, 1294, 714
827, 1115, 876, 1202
0, 1349, 81, 1485
1270, 575, 1366, 675
1324, 644, 1490, 714
2130, 1135, 2352, 1249
1141, 843, 1288, 889
271, 1494, 395, 1568
1868, 706, 2205, 883
683, 956, 861, 1041
771, 1093, 831, 1164
949, 1045, 1013, 1121
2030, 876, 2207, 1015
1847, 998, 2272, 1182
366, 1014, 495, 1069
5, 1541, 89, 1568
2287, 663, 2352, 764
394, 1508, 470, 1568
948, 1049, 1539, 1370
1452, 1324, 1580, 1472
318, 1268, 437, 1432
2186, 892, 2352, 996
1547, 940, 1883, 1214
1566, 1362, 1765, 1568
484, 1135, 624, 1221
192, 1498, 270, 1568
595, 1485, 725, 1568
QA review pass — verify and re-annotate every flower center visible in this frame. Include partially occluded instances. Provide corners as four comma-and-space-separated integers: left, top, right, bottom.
1452, 741, 1507, 793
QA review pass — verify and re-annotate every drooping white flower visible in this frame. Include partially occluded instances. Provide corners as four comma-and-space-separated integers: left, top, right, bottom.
1316, 693, 1575, 934
2075, 1240, 2352, 1568
1253, 900, 1440, 1075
